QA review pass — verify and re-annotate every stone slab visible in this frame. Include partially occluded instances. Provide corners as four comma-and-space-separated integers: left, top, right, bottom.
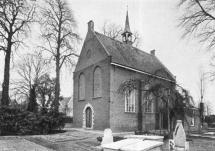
124, 135, 164, 142
120, 140, 163, 151
102, 139, 142, 150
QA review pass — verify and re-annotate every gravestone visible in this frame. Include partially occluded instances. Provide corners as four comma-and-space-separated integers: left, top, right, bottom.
173, 120, 189, 151
101, 128, 113, 145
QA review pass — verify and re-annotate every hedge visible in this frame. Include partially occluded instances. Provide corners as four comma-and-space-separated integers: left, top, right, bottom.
0, 106, 66, 135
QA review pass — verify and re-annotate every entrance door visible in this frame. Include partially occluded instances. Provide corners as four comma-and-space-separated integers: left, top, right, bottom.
86, 107, 92, 128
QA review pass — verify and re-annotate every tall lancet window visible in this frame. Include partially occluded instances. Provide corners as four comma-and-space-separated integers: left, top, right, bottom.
79, 73, 85, 100
93, 66, 102, 98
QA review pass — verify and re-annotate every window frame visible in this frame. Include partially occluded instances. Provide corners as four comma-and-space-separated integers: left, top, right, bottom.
145, 94, 154, 113
93, 66, 102, 98
124, 89, 136, 113
78, 73, 85, 101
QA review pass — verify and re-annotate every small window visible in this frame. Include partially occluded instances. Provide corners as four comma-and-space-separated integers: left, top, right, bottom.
79, 73, 85, 100
145, 94, 153, 113
125, 90, 136, 113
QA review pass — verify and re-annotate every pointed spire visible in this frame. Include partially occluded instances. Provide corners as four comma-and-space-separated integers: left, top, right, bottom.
122, 7, 132, 45
124, 10, 131, 33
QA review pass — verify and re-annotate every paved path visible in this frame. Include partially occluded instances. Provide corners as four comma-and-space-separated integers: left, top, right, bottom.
0, 136, 54, 151
24, 129, 102, 151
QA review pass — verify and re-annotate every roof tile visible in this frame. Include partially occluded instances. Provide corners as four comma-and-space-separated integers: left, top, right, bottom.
95, 32, 175, 81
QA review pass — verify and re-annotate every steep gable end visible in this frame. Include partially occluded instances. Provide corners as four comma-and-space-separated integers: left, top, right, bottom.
74, 22, 109, 72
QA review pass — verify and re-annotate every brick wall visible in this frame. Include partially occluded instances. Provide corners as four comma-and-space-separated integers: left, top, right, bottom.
73, 29, 111, 130
144, 113, 156, 130
109, 65, 173, 132
73, 58, 111, 130
110, 65, 140, 132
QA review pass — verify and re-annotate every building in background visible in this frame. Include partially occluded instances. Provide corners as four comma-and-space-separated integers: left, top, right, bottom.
59, 97, 73, 117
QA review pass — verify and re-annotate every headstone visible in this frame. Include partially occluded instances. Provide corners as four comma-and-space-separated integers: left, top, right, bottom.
101, 128, 113, 145
173, 120, 186, 148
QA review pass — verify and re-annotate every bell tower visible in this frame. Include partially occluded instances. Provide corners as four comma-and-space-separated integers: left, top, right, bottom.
122, 9, 132, 45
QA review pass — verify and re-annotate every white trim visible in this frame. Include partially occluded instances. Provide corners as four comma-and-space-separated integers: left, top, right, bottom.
94, 32, 110, 56
82, 103, 95, 129
111, 62, 175, 83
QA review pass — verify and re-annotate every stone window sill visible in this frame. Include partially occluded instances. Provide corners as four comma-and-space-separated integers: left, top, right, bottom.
145, 112, 155, 114
125, 111, 136, 114
78, 99, 85, 101
92, 96, 102, 99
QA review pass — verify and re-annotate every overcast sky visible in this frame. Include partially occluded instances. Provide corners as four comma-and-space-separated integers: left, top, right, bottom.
0, 0, 215, 113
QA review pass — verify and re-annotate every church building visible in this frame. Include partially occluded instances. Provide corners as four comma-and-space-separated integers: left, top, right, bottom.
73, 11, 199, 132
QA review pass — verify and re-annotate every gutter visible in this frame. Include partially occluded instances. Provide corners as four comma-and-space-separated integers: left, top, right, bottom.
111, 62, 175, 83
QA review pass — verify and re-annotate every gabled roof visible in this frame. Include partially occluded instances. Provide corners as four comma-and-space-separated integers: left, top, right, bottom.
94, 32, 175, 82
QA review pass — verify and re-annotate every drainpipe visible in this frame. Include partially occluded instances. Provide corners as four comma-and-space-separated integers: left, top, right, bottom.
137, 80, 142, 132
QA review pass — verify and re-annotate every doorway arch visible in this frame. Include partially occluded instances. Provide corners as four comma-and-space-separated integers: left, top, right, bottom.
83, 103, 94, 129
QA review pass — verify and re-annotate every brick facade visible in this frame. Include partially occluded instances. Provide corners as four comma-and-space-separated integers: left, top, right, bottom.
73, 20, 199, 132
73, 25, 111, 130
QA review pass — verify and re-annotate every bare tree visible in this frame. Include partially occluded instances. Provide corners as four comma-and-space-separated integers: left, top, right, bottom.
40, 0, 80, 111
11, 51, 48, 102
102, 22, 141, 48
36, 74, 56, 113
179, 0, 215, 49
102, 22, 123, 40
0, 0, 36, 105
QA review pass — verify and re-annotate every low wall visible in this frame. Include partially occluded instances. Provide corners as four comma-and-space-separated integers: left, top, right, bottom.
188, 135, 215, 151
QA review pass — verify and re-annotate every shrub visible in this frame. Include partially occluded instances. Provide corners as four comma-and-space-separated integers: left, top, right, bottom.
0, 106, 66, 135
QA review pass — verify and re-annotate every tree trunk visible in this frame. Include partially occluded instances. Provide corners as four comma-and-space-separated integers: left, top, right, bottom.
53, 19, 62, 112
54, 54, 60, 112
1, 44, 12, 106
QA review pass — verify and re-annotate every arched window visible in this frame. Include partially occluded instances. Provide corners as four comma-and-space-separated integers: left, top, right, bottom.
145, 93, 154, 113
93, 67, 102, 97
125, 89, 136, 113
79, 73, 85, 100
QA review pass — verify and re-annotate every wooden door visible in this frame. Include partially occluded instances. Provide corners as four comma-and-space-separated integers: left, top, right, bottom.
86, 107, 92, 128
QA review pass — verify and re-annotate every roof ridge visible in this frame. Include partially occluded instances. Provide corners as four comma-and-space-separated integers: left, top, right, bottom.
94, 31, 152, 56
94, 31, 175, 81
